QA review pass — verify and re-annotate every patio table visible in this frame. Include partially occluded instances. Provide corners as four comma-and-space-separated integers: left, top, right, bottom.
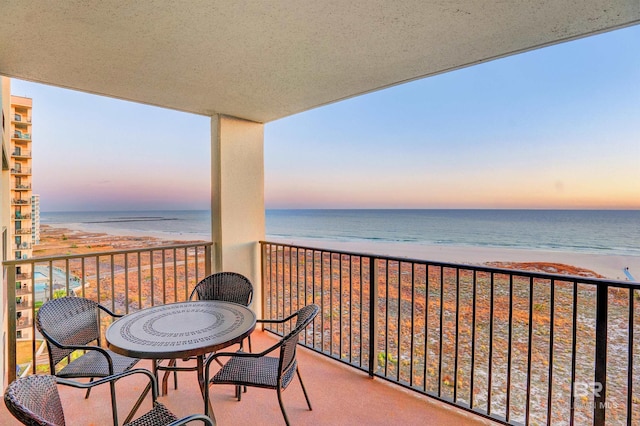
106, 300, 256, 420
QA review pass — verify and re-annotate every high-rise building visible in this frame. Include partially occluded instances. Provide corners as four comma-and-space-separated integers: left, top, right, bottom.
1, 77, 11, 389
10, 95, 33, 340
31, 194, 40, 244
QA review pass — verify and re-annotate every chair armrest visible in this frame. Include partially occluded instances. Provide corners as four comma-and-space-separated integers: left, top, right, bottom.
256, 309, 298, 325
44, 339, 116, 372
98, 303, 123, 318
56, 368, 159, 401
168, 414, 215, 426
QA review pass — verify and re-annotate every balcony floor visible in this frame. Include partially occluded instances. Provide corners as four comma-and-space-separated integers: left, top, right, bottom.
2, 330, 497, 425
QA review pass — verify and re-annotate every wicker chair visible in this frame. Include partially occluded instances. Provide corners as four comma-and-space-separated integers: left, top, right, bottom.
203, 304, 319, 426
36, 297, 141, 426
4, 369, 214, 426
157, 272, 254, 395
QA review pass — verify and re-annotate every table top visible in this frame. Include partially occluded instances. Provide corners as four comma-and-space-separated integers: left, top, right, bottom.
106, 300, 256, 359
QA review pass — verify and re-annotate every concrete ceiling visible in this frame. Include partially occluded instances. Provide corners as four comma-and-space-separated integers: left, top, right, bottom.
1, 1, 638, 123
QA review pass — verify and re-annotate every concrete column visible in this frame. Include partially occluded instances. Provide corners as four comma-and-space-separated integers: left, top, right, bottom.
210, 114, 265, 318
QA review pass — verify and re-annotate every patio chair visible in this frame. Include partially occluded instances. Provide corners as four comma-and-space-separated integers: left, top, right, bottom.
189, 272, 254, 352
4, 369, 214, 426
157, 272, 254, 394
204, 303, 319, 426
36, 296, 141, 426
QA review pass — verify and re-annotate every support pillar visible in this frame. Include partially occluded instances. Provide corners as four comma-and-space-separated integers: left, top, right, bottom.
210, 114, 265, 318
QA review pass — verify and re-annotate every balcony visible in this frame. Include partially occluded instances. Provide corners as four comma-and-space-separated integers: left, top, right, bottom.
15, 316, 31, 331
10, 168, 32, 175
13, 184, 32, 190
0, 332, 487, 426
15, 300, 32, 311
11, 198, 31, 205
13, 243, 32, 250
12, 132, 31, 140
11, 150, 31, 158
4, 241, 638, 425
12, 213, 32, 220
15, 228, 32, 234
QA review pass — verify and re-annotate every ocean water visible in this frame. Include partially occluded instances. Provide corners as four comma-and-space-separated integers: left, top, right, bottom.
41, 209, 640, 257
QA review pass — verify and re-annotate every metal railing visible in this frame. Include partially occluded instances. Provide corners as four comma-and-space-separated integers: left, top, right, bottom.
260, 241, 639, 426
11, 150, 31, 158
10, 168, 31, 175
4, 241, 213, 382
12, 132, 30, 140
13, 184, 32, 190
12, 214, 32, 220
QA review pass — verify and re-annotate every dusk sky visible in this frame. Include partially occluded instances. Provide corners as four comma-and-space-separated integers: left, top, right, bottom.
11, 25, 639, 212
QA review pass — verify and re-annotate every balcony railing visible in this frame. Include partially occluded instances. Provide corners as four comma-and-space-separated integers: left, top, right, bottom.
4, 241, 212, 382
12, 213, 32, 220
260, 241, 639, 426
13, 243, 32, 250
12, 132, 31, 140
15, 228, 32, 234
10, 168, 32, 175
11, 150, 31, 158
13, 184, 32, 190
11, 198, 32, 205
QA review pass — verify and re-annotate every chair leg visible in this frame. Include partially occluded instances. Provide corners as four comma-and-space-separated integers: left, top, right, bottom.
297, 367, 312, 411
248, 336, 252, 353
276, 387, 291, 426
84, 377, 94, 399
109, 379, 119, 426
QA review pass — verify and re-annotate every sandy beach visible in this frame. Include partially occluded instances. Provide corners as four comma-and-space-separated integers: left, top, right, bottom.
268, 237, 639, 281
37, 223, 638, 282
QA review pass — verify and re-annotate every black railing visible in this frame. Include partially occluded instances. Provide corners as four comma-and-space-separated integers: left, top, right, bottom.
260, 241, 639, 426
4, 241, 213, 382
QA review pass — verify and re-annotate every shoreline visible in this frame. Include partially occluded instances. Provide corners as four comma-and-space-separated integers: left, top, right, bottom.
40, 223, 638, 281
267, 237, 638, 281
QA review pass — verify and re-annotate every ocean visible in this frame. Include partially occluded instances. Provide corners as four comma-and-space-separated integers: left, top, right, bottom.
41, 209, 640, 257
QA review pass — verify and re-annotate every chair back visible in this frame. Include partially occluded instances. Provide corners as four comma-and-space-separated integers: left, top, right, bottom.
278, 304, 319, 388
36, 297, 101, 368
189, 272, 253, 306
4, 375, 66, 426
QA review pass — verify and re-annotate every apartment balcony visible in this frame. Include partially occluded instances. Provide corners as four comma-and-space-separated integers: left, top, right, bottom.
11, 132, 31, 140
12, 114, 31, 123
15, 300, 32, 311
13, 184, 32, 190
11, 150, 31, 158
14, 228, 32, 235
11, 198, 32, 205
12, 213, 32, 220
15, 316, 32, 331
0, 332, 488, 426
13, 243, 32, 250
4, 241, 638, 425
16, 273, 32, 280
15, 285, 31, 297
10, 168, 31, 175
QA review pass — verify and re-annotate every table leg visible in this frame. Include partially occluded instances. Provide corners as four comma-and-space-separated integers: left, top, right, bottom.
162, 359, 176, 396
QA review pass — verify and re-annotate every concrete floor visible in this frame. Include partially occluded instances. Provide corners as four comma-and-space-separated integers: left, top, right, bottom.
2, 330, 498, 425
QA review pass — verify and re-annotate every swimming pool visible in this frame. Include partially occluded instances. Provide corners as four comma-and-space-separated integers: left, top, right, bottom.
33, 266, 81, 293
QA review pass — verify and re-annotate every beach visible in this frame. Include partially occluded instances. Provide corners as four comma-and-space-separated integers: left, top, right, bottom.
37, 223, 638, 282
271, 237, 639, 281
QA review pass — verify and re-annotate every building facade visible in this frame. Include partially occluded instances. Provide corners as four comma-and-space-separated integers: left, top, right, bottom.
31, 194, 40, 244
9, 95, 33, 340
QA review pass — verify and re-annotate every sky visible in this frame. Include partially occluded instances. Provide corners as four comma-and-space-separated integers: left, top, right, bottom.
10, 25, 640, 212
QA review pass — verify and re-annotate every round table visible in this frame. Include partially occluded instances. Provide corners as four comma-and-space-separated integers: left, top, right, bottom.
107, 300, 256, 416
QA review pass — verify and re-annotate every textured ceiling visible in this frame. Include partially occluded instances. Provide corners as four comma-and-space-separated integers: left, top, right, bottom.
1, 1, 638, 122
